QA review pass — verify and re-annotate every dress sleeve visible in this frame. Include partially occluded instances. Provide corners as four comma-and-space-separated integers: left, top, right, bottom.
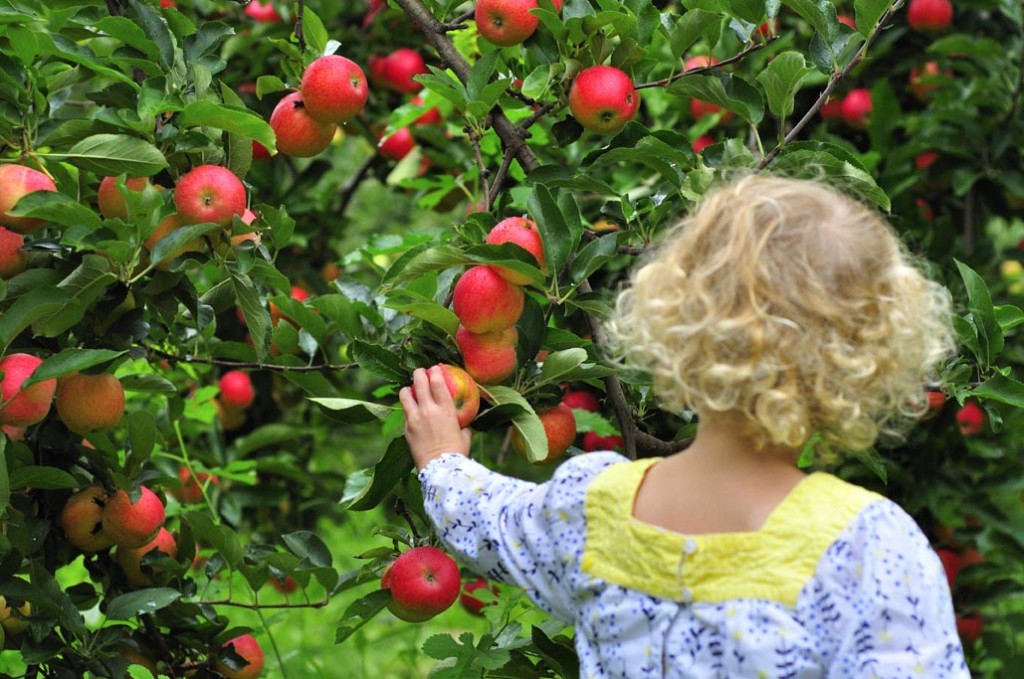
418, 451, 625, 622
812, 499, 970, 678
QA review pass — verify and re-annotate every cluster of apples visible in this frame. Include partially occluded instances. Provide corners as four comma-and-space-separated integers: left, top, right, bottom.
0, 164, 58, 279
562, 388, 624, 453
270, 55, 369, 158
935, 545, 986, 643
366, 48, 441, 164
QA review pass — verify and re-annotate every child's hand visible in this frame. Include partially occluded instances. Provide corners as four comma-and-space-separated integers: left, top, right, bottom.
399, 366, 472, 470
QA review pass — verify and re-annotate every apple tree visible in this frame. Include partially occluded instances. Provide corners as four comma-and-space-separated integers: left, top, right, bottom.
0, 0, 1021, 676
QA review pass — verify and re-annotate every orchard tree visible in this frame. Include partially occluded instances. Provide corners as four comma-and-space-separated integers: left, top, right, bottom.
0, 0, 1021, 676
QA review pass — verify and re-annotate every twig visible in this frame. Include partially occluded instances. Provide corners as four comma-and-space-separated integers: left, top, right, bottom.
336, 154, 377, 217
394, 498, 422, 544
149, 347, 356, 372
486, 147, 516, 210
393, 0, 539, 173
295, 0, 306, 53
634, 39, 776, 90
757, 1, 905, 169
580, 229, 644, 256
198, 597, 330, 609
440, 7, 474, 31
518, 100, 561, 132
469, 128, 491, 202
496, 427, 512, 465
142, 614, 178, 678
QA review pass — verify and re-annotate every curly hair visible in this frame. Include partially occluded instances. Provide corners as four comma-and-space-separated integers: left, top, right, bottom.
609, 175, 955, 454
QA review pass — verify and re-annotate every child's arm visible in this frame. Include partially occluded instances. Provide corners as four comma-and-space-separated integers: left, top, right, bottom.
398, 366, 472, 470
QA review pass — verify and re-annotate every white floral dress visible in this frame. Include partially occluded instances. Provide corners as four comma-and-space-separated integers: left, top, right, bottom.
419, 452, 968, 678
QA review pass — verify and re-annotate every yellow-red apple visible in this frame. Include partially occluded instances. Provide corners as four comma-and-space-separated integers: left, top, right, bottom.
61, 486, 114, 552
270, 92, 336, 158
410, 364, 480, 428
55, 372, 125, 434
485, 217, 545, 285
102, 485, 165, 548
0, 227, 27, 279
173, 165, 247, 226
512, 403, 576, 464
97, 176, 151, 220
116, 527, 177, 586
0, 165, 57, 234
456, 325, 518, 385
452, 266, 525, 333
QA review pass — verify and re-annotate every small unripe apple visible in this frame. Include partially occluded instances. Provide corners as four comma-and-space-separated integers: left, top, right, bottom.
244, 0, 281, 22
840, 89, 872, 129
102, 485, 166, 548
562, 390, 599, 413
568, 65, 639, 135
410, 364, 481, 428
512, 402, 576, 464
475, 0, 562, 47
383, 48, 428, 94
219, 370, 255, 410
956, 401, 984, 435
0, 596, 31, 636
172, 466, 218, 504
0, 227, 27, 279
452, 265, 525, 333
0, 353, 57, 427
456, 325, 518, 385
381, 546, 461, 622
485, 217, 545, 284
270, 92, 337, 158
55, 372, 125, 434
907, 0, 952, 32
0, 164, 57, 234
460, 578, 498, 616
97, 176, 151, 220
379, 128, 416, 161
174, 165, 247, 226
116, 527, 177, 587
301, 55, 369, 124
61, 486, 114, 552
582, 432, 623, 452
216, 634, 265, 679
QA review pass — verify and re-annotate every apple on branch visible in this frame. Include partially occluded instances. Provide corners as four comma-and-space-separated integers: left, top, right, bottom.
380, 546, 461, 622
0, 353, 57, 427
0, 164, 57, 234
452, 265, 525, 333
174, 165, 247, 227
61, 486, 115, 552
409, 363, 481, 428
216, 634, 265, 679
301, 55, 369, 124
116, 527, 177, 587
101, 485, 166, 548
270, 92, 337, 158
456, 325, 518, 385
0, 227, 27, 279
382, 48, 428, 94
475, 0, 563, 47
512, 402, 576, 464
485, 216, 546, 285
568, 65, 639, 135
55, 372, 125, 434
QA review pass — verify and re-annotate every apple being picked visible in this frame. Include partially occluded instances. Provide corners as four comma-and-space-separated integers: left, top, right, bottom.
0, 353, 57, 427
485, 216, 545, 285
512, 402, 576, 464
452, 265, 525, 333
270, 92, 337, 158
381, 546, 461, 622
410, 364, 481, 428
568, 65, 639, 135
216, 634, 265, 679
0, 164, 57, 234
301, 55, 369, 124
174, 165, 247, 226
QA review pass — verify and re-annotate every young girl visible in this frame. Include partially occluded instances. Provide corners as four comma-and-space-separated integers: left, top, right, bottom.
399, 175, 969, 678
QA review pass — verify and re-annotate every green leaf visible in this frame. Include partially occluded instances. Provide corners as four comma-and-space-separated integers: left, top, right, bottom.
106, 589, 182, 620
309, 398, 395, 420
538, 348, 588, 386
781, 0, 838, 42
339, 437, 415, 511
178, 100, 276, 153
756, 51, 814, 118
0, 288, 70, 349
670, 9, 723, 58
231, 272, 272, 360
668, 72, 765, 124
128, 411, 157, 461
9, 466, 77, 490
480, 386, 547, 463
23, 349, 126, 387
6, 190, 103, 232
50, 134, 167, 176
255, 75, 288, 99
120, 374, 176, 393
955, 260, 1002, 368
528, 185, 582, 274
971, 375, 1024, 408
133, 0, 175, 69
854, 0, 890, 35
301, 6, 329, 56
95, 17, 159, 61
995, 305, 1024, 332
569, 233, 618, 284
351, 340, 407, 383
32, 256, 118, 338
385, 300, 460, 336
768, 148, 890, 210
282, 531, 332, 567
181, 512, 243, 568
722, 0, 767, 24
335, 590, 391, 644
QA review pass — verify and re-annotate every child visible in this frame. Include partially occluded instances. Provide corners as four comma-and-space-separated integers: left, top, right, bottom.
399, 175, 968, 678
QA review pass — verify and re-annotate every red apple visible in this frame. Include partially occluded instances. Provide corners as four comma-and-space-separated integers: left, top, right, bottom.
410, 364, 481, 429
55, 372, 125, 434
270, 92, 337, 158
0, 353, 57, 427
411, 96, 442, 125
0, 227, 27, 279
383, 48, 428, 94
161, 0, 175, 7
174, 165, 247, 226
956, 613, 983, 644
837, 14, 856, 29
216, 634, 265, 679
379, 127, 416, 161
925, 390, 944, 413
916, 151, 940, 171
512, 402, 576, 464
0, 164, 58, 234
116, 527, 177, 587
244, 0, 281, 22
452, 265, 525, 333
301, 55, 369, 124
820, 97, 843, 120
840, 88, 872, 129
252, 141, 271, 161
562, 390, 599, 412
961, 548, 985, 568
692, 135, 715, 154
381, 546, 461, 622
98, 176, 151, 220
270, 574, 298, 594
936, 548, 961, 589
1, 424, 25, 441
485, 216, 545, 284
269, 284, 311, 327
102, 485, 166, 548
219, 370, 254, 410
475, 0, 562, 47
956, 401, 984, 435
684, 57, 734, 124
172, 466, 218, 505
568, 65, 639, 135
460, 578, 498, 616
583, 432, 623, 452
61, 486, 114, 552
907, 0, 952, 32
909, 61, 950, 102
456, 325, 518, 385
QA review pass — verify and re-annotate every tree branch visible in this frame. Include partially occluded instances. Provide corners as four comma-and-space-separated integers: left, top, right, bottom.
336, 154, 377, 217
486, 146, 516, 210
440, 8, 474, 31
757, 1, 905, 170
393, 0, 539, 173
148, 347, 355, 373
295, 0, 306, 53
634, 38, 777, 90
198, 597, 329, 609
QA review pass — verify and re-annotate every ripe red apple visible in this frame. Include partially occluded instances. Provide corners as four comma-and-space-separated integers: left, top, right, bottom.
219, 370, 255, 410
0, 165, 57, 234
98, 176, 152, 220
568, 65, 639, 135
936, 548, 961, 589
383, 48, 428, 94
456, 325, 518, 385
269, 284, 311, 327
300, 55, 369, 124
252, 140, 271, 161
411, 96, 442, 125
381, 546, 461, 622
840, 89, 872, 129
269, 575, 298, 593
820, 97, 843, 120
925, 390, 945, 414
485, 216, 545, 284
364, 0, 385, 26
410, 364, 481, 428
244, 0, 281, 22
116, 527, 177, 587
102, 485, 166, 548
512, 402, 576, 464
562, 390, 599, 412
961, 548, 985, 568
452, 265, 525, 333
916, 151, 940, 171
172, 466, 218, 505
956, 401, 984, 435
55, 372, 125, 434
0, 353, 57, 427
583, 432, 623, 452
837, 14, 856, 29
956, 613, 983, 644
684, 57, 734, 124
909, 61, 950, 102
460, 578, 498, 616
692, 135, 715, 154
161, 0, 175, 7
174, 165, 247, 226
270, 92, 337, 158
379, 127, 416, 161
216, 634, 265, 679
0, 227, 27, 279
61, 486, 114, 552
475, 0, 562, 47
907, 0, 952, 32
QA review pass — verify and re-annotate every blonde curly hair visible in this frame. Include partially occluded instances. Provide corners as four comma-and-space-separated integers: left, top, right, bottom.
610, 174, 955, 454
